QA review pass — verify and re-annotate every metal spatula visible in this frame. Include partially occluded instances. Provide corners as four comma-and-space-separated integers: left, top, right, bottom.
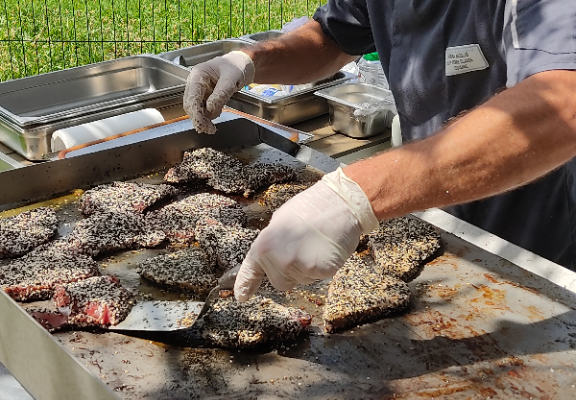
108, 266, 240, 332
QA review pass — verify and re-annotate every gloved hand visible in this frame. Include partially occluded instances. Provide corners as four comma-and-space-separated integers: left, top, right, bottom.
234, 168, 379, 302
183, 51, 255, 134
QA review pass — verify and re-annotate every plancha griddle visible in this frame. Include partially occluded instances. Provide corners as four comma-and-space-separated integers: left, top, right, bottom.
1, 115, 576, 400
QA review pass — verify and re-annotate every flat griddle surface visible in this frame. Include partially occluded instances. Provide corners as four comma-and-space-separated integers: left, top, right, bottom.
3, 141, 576, 399
46, 231, 576, 400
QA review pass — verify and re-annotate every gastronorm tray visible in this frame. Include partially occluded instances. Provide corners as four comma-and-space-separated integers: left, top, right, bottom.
315, 82, 396, 138
2, 117, 576, 399
157, 39, 356, 125
0, 55, 190, 161
228, 71, 356, 126
156, 38, 252, 67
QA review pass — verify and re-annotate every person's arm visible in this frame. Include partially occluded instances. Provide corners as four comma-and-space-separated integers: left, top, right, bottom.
345, 69, 576, 220
243, 20, 356, 84
183, 19, 354, 134
234, 69, 576, 301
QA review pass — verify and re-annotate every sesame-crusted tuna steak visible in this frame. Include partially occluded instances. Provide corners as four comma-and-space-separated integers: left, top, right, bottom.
164, 147, 297, 197
79, 181, 179, 215
258, 182, 315, 211
165, 147, 243, 185
323, 254, 412, 334
198, 293, 312, 349
145, 193, 246, 245
195, 218, 259, 272
66, 211, 165, 257
368, 216, 441, 282
29, 275, 134, 331
0, 207, 58, 258
136, 247, 218, 296
0, 241, 100, 302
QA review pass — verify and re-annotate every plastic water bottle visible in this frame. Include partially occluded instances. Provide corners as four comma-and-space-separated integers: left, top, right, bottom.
357, 52, 389, 89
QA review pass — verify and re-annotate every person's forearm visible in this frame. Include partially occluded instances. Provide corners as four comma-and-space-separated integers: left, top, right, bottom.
242, 20, 356, 84
344, 70, 576, 220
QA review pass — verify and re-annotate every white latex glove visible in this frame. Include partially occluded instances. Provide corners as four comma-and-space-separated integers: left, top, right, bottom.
183, 51, 255, 134
234, 168, 379, 302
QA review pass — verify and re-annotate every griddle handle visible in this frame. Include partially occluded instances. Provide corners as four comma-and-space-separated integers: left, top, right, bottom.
218, 265, 241, 290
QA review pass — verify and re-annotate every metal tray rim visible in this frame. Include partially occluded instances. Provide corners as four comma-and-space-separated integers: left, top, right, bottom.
0, 55, 189, 128
155, 38, 254, 62
314, 82, 394, 110
234, 71, 357, 106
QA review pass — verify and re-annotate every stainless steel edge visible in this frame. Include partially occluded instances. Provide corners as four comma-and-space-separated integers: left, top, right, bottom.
0, 116, 334, 211
0, 55, 189, 128
156, 39, 253, 66
0, 152, 23, 171
414, 208, 576, 293
0, 118, 262, 210
0, 290, 121, 400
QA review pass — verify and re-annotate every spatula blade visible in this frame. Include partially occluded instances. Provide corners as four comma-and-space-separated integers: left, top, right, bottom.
110, 300, 204, 332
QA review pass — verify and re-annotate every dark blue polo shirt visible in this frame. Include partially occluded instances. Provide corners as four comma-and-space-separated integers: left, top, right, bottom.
314, 0, 576, 269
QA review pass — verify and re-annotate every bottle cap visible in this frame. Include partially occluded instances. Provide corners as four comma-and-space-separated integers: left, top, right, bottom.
362, 52, 380, 61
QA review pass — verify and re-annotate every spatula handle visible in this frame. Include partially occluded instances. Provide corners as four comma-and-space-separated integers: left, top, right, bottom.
218, 265, 241, 290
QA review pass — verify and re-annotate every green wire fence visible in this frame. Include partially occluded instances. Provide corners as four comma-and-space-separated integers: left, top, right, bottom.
0, 0, 324, 82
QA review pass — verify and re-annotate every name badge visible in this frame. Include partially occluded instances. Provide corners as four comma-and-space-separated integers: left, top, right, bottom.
445, 44, 489, 76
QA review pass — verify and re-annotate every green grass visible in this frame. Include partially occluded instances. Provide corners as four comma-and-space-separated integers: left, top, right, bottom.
0, 0, 324, 81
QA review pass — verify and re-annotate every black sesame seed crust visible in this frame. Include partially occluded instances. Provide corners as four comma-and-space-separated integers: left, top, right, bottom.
79, 181, 180, 215
243, 163, 298, 197
258, 182, 315, 211
0, 207, 58, 258
198, 295, 312, 349
136, 247, 219, 296
195, 218, 260, 272
0, 241, 100, 302
368, 216, 441, 282
145, 193, 247, 245
164, 147, 297, 197
323, 254, 412, 334
165, 147, 242, 185
66, 211, 166, 257
53, 275, 135, 329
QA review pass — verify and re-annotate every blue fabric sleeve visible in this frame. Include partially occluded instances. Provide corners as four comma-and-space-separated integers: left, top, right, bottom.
312, 0, 376, 56
504, 0, 576, 86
